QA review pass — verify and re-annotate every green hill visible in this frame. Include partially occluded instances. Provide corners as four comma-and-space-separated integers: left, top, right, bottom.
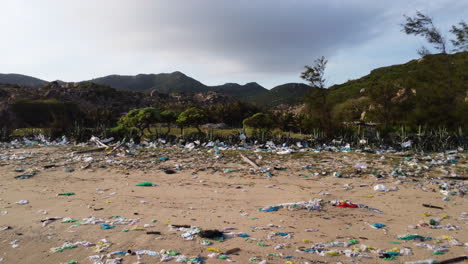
0, 73, 48, 87
89, 71, 208, 93
324, 52, 468, 128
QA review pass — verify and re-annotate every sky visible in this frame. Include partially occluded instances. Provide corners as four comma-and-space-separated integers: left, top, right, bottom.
0, 0, 467, 88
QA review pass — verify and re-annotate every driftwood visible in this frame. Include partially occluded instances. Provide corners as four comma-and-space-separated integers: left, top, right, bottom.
240, 153, 260, 169
90, 136, 110, 148
438, 256, 468, 264
73, 147, 106, 154
107, 141, 125, 154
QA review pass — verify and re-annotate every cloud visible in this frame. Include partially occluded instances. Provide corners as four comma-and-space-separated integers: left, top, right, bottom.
0, 0, 466, 87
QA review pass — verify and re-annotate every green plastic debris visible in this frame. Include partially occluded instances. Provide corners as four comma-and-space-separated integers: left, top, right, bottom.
122, 229, 129, 232
299, 174, 309, 178
348, 239, 359, 245
213, 236, 224, 242
166, 250, 179, 256
257, 242, 267, 247
219, 255, 228, 259
201, 240, 212, 245
66, 261, 78, 264
55, 245, 78, 252
266, 253, 280, 257
223, 168, 235, 173
388, 241, 401, 244
62, 219, 77, 223
397, 234, 432, 241
15, 173, 36, 179
432, 250, 445, 255
429, 219, 437, 226
58, 192, 75, 196
135, 182, 156, 187
249, 257, 261, 262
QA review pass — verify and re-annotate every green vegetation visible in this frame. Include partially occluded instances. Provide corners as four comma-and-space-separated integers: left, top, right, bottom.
112, 107, 160, 137
11, 99, 82, 130
176, 107, 207, 133
323, 52, 467, 130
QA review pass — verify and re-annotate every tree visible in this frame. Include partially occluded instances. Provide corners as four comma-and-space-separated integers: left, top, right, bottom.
114, 107, 160, 137
301, 56, 334, 135
242, 113, 275, 130
160, 110, 178, 134
401, 11, 447, 54
243, 113, 275, 141
450, 20, 468, 52
176, 107, 207, 133
417, 45, 431, 57
300, 56, 327, 89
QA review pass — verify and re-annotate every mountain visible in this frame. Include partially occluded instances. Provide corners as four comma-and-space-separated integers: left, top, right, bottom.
89, 71, 207, 93
269, 83, 314, 105
0, 73, 48, 87
1, 71, 312, 107
89, 72, 310, 107
210, 82, 269, 102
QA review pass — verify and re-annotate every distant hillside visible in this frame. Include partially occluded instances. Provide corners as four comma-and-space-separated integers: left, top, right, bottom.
210, 82, 269, 103
1, 71, 312, 107
327, 52, 468, 105
89, 72, 310, 107
269, 83, 314, 105
325, 51, 468, 127
0, 73, 48, 87
89, 72, 208, 93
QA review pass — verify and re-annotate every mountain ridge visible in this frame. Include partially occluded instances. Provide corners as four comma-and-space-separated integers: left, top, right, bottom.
0, 71, 312, 107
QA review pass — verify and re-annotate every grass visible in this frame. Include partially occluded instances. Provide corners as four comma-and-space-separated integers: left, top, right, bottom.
145, 126, 310, 140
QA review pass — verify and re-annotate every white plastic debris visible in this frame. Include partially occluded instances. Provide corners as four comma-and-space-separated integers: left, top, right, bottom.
401, 141, 412, 148
16, 200, 29, 205
9, 240, 19, 248
373, 184, 389, 192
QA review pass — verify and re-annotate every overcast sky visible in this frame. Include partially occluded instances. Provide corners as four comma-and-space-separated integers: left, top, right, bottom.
0, 0, 466, 88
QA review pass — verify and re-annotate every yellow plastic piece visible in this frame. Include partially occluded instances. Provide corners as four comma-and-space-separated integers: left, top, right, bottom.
206, 248, 221, 253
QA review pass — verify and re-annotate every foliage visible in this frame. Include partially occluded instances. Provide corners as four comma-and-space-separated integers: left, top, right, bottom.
242, 113, 275, 129
402, 12, 468, 54
11, 99, 83, 130
115, 107, 161, 137
402, 11, 447, 53
205, 101, 260, 126
300, 56, 327, 89
332, 97, 370, 123
176, 107, 207, 132
301, 56, 334, 135
325, 52, 468, 129
450, 21, 468, 52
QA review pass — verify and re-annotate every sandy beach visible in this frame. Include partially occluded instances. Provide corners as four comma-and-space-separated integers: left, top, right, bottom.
0, 146, 466, 264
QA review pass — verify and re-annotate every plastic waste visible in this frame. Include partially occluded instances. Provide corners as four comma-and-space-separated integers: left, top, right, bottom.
58, 192, 75, 196
15, 173, 36, 179
374, 184, 389, 192
370, 223, 386, 229
16, 200, 29, 205
135, 182, 157, 187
